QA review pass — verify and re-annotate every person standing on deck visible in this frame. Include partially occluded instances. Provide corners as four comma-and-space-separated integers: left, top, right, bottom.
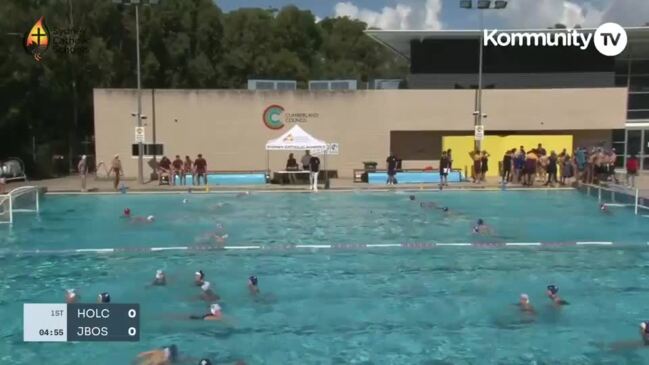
501, 149, 513, 184
193, 154, 207, 186
78, 155, 88, 192
439, 151, 451, 187
386, 152, 398, 185
469, 150, 482, 183
309, 153, 321, 192
108, 154, 123, 191
545, 151, 558, 186
301, 150, 311, 171
480, 151, 489, 182
627, 154, 639, 187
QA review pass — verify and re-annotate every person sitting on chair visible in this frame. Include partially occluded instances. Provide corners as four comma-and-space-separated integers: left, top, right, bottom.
171, 155, 183, 185
286, 153, 299, 184
158, 156, 172, 185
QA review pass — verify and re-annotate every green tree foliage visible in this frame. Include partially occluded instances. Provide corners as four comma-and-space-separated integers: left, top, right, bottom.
0, 1, 406, 176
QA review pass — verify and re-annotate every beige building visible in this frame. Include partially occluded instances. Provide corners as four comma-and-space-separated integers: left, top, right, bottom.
93, 87, 626, 178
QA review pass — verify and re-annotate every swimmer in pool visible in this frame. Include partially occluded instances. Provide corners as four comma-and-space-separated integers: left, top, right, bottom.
640, 322, 649, 345
409, 195, 416, 201
420, 201, 438, 209
189, 303, 223, 321
236, 191, 250, 197
65, 289, 78, 303
135, 344, 178, 365
152, 270, 166, 286
98, 292, 111, 303
195, 270, 206, 286
200, 281, 220, 302
517, 293, 535, 314
546, 285, 569, 305
123, 208, 131, 218
472, 219, 492, 234
600, 203, 611, 214
131, 215, 155, 224
248, 276, 260, 295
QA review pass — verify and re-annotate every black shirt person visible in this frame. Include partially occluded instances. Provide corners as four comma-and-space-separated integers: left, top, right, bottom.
309, 155, 321, 192
386, 153, 398, 185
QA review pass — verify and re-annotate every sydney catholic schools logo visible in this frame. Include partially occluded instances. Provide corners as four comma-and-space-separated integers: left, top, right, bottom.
484, 22, 628, 57
24, 17, 50, 61
23, 16, 87, 62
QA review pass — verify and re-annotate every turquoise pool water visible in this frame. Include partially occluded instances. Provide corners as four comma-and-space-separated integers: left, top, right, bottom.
2, 190, 649, 364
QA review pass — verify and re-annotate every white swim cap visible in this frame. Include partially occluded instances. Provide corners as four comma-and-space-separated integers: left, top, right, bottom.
210, 303, 221, 314
520, 293, 529, 302
201, 281, 210, 291
67, 289, 76, 298
641, 322, 647, 330
155, 270, 163, 279
182, 199, 188, 204
147, 215, 155, 221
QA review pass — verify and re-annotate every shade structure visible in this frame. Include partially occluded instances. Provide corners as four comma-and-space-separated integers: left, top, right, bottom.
265, 125, 327, 151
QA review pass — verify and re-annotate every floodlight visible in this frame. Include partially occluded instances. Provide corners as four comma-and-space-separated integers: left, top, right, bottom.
477, 0, 491, 9
494, 0, 507, 9
460, 0, 472, 9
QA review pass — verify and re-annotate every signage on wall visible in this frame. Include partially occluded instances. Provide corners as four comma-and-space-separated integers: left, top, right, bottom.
262, 104, 319, 129
134, 127, 145, 143
326, 143, 339, 155
474, 125, 485, 141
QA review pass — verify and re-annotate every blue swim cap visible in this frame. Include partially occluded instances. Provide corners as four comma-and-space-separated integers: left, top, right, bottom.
477, 219, 484, 225
249, 275, 258, 286
409, 195, 415, 200
547, 285, 558, 295
442, 207, 449, 212
99, 292, 111, 303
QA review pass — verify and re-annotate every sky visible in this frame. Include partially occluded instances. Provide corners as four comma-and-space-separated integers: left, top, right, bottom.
215, 0, 649, 30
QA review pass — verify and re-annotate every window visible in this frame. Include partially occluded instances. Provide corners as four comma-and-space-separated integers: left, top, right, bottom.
132, 144, 163, 156
627, 93, 649, 110
627, 110, 649, 120
630, 60, 649, 75
629, 76, 649, 91
627, 130, 642, 156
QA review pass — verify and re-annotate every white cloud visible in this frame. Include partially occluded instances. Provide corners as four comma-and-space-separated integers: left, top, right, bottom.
333, 0, 442, 30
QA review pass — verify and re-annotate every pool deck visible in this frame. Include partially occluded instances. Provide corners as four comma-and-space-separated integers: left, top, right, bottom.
3, 174, 649, 196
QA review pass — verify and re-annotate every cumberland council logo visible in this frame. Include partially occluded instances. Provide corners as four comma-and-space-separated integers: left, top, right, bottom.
263, 104, 285, 129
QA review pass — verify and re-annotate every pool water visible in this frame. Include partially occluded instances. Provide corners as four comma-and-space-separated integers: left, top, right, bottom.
2, 190, 649, 364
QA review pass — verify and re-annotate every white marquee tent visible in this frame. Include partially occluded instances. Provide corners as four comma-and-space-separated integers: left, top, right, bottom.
265, 125, 329, 188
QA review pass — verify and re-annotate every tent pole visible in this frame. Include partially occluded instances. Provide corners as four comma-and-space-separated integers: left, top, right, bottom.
324, 148, 330, 189
266, 150, 269, 183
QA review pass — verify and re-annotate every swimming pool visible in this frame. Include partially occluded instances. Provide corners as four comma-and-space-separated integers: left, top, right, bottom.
3, 190, 649, 364
172, 173, 267, 186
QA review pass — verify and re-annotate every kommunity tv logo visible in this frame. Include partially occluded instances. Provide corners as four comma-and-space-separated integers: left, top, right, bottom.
484, 22, 627, 57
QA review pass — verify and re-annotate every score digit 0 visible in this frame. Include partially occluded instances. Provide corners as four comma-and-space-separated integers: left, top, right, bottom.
128, 327, 137, 336
128, 309, 137, 318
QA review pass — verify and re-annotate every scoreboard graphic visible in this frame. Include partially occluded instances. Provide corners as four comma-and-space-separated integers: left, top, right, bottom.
23, 303, 140, 342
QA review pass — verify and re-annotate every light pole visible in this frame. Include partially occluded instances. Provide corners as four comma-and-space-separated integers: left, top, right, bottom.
113, 0, 159, 184
460, 0, 507, 151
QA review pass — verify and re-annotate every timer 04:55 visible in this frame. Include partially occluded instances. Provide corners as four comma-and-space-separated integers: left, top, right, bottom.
39, 329, 64, 336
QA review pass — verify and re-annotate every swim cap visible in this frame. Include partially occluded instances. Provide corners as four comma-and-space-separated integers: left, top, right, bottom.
155, 270, 164, 279
67, 289, 76, 298
199, 359, 212, 365
164, 345, 178, 361
477, 219, 484, 225
201, 281, 211, 291
249, 275, 258, 286
99, 292, 111, 303
442, 207, 449, 212
196, 270, 204, 279
124, 208, 131, 216
182, 199, 188, 204
547, 285, 558, 295
641, 322, 649, 333
520, 293, 529, 302
147, 215, 155, 222
409, 195, 415, 201
210, 303, 221, 315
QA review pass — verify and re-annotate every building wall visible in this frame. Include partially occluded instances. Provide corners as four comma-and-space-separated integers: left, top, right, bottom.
93, 88, 627, 178
408, 72, 615, 89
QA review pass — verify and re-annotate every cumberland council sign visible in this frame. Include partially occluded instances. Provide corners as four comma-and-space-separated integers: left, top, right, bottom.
262, 104, 319, 129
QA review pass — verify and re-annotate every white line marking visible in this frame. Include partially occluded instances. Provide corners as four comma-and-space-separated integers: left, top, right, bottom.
576, 241, 613, 245
506, 242, 542, 246
295, 245, 331, 248
75, 248, 115, 253
602, 203, 628, 207
436, 243, 472, 246
223, 246, 261, 250
366, 244, 402, 247
151, 246, 188, 251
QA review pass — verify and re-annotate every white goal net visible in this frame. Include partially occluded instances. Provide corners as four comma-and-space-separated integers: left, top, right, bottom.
0, 186, 40, 224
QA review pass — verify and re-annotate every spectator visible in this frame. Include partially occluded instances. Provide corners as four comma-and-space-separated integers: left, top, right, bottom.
386, 152, 398, 185
446, 149, 453, 170
524, 149, 538, 186
309, 153, 321, 192
545, 151, 558, 186
480, 151, 490, 182
560, 154, 574, 186
182, 156, 193, 186
286, 153, 299, 184
537, 143, 547, 156
158, 156, 172, 184
439, 151, 450, 186
537, 150, 548, 182
514, 148, 525, 183
627, 154, 639, 187
78, 155, 88, 192
172, 155, 183, 186
108, 154, 123, 190
469, 150, 482, 183
575, 147, 586, 182
501, 149, 513, 184
301, 150, 311, 171
194, 154, 207, 186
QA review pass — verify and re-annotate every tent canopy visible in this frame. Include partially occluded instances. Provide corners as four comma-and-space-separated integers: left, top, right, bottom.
265, 125, 327, 151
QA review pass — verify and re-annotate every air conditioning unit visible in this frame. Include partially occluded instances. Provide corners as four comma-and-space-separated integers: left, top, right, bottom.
308, 80, 357, 90
372, 79, 402, 89
247, 80, 297, 90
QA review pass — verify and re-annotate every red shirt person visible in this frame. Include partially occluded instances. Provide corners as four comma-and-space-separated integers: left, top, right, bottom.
194, 154, 208, 186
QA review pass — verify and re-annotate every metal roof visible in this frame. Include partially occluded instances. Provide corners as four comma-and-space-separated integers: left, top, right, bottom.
365, 27, 649, 60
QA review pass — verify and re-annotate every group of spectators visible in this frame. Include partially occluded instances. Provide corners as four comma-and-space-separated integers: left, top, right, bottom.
157, 154, 209, 186
499, 143, 639, 187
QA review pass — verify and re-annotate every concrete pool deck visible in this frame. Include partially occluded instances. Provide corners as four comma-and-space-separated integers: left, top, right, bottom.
4, 174, 649, 197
